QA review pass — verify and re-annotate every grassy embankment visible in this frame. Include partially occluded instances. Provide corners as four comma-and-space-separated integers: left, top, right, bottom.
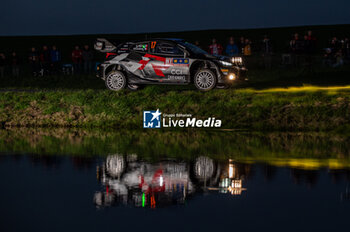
1, 66, 350, 131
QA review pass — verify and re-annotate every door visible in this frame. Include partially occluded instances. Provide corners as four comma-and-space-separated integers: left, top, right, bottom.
144, 41, 189, 83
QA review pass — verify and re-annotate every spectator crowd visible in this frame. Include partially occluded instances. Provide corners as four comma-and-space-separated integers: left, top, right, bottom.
0, 30, 350, 79
201, 30, 349, 69
0, 44, 95, 78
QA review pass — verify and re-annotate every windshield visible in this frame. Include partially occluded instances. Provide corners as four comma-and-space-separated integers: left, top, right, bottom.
180, 42, 208, 55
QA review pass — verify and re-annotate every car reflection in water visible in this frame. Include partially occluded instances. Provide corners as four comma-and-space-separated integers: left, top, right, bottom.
94, 155, 249, 209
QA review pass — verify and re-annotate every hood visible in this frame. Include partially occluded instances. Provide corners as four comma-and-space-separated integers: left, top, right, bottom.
204, 54, 231, 62
199, 54, 234, 68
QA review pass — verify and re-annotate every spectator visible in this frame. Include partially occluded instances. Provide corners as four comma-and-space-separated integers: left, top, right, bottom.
50, 45, 61, 74
194, 40, 201, 48
290, 33, 304, 53
10, 52, 20, 77
306, 30, 316, 54
0, 53, 6, 78
208, 38, 223, 55
40, 45, 51, 74
303, 35, 312, 54
82, 45, 94, 74
323, 48, 333, 66
72, 45, 83, 74
330, 37, 341, 54
225, 37, 239, 57
261, 35, 272, 69
28, 47, 40, 76
290, 33, 303, 67
302, 34, 313, 67
333, 49, 344, 68
238, 37, 245, 54
243, 39, 252, 56
343, 38, 350, 60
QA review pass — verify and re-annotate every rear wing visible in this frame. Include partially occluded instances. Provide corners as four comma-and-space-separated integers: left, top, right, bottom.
94, 38, 117, 53
94, 38, 136, 55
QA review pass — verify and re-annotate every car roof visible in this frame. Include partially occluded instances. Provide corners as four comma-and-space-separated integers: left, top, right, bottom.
134, 38, 184, 43
158, 38, 185, 42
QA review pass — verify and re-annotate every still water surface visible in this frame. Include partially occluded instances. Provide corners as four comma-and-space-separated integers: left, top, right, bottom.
0, 130, 349, 232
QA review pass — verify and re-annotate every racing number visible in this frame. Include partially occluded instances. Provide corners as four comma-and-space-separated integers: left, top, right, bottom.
151, 41, 157, 49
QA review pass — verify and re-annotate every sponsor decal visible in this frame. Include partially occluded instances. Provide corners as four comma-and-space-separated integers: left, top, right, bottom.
173, 58, 189, 64
143, 109, 161, 128
166, 58, 189, 66
171, 69, 183, 75
168, 75, 186, 80
133, 44, 148, 51
143, 110, 221, 128
165, 58, 173, 64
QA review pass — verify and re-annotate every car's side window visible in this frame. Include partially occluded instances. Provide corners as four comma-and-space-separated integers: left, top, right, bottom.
130, 42, 149, 53
151, 41, 184, 56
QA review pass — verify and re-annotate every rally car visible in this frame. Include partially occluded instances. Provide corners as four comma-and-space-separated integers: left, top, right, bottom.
94, 154, 248, 208
95, 38, 247, 91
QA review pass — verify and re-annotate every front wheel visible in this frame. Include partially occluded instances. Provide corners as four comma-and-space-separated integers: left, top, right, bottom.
105, 71, 127, 91
193, 69, 217, 91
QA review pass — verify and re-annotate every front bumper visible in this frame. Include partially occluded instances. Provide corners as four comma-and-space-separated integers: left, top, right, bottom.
219, 67, 248, 84
96, 64, 107, 80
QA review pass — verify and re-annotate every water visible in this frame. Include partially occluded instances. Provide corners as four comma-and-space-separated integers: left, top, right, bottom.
0, 129, 349, 232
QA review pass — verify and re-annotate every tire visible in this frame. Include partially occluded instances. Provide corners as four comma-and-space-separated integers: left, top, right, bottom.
105, 71, 127, 91
193, 69, 217, 91
127, 84, 143, 91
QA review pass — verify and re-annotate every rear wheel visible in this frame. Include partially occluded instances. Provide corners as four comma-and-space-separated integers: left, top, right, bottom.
105, 71, 126, 91
193, 69, 217, 91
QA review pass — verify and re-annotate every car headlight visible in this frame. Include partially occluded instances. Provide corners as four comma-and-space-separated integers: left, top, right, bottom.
219, 60, 233, 67
231, 57, 243, 64
228, 74, 236, 80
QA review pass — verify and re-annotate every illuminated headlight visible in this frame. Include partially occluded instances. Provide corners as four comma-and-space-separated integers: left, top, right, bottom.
231, 57, 243, 64
219, 60, 233, 67
228, 74, 236, 80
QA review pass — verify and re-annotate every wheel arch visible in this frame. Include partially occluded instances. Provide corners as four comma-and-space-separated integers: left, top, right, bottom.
104, 64, 127, 78
190, 60, 221, 83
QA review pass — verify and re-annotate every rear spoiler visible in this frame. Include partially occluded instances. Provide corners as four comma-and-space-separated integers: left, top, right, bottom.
94, 38, 117, 53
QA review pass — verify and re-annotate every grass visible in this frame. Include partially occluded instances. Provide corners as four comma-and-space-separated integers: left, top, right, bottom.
1, 82, 350, 131
1, 65, 350, 131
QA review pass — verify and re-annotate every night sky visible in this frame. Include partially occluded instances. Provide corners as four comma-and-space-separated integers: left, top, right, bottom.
2, 0, 350, 35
